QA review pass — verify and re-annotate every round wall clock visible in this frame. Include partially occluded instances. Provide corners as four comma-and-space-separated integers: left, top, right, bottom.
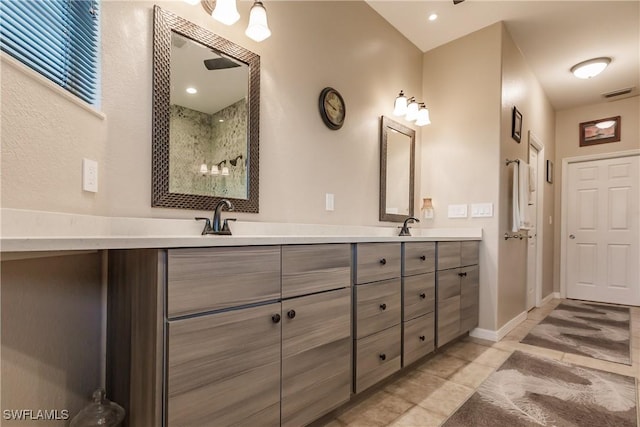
318, 87, 346, 130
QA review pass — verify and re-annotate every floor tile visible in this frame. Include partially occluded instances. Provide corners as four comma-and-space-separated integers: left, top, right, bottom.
416, 380, 474, 417
388, 405, 446, 427
443, 341, 492, 362
384, 370, 448, 405
447, 362, 495, 388
338, 390, 413, 426
468, 346, 512, 368
415, 353, 469, 379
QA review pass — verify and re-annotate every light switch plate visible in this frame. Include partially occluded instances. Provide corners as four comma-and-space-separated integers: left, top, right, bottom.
82, 158, 98, 193
471, 203, 493, 218
447, 204, 467, 218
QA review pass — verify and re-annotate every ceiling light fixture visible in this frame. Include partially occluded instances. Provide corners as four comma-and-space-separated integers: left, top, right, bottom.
191, 0, 272, 42
186, 87, 198, 94
428, 13, 438, 21
570, 57, 611, 79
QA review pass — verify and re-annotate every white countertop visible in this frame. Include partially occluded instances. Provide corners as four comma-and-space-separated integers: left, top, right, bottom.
0, 209, 482, 253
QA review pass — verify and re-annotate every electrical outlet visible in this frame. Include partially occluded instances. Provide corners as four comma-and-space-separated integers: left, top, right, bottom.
83, 158, 98, 192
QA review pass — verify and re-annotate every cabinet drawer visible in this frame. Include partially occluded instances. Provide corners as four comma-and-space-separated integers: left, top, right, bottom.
355, 278, 401, 339
403, 313, 435, 367
403, 242, 436, 276
167, 303, 281, 426
461, 241, 479, 267
167, 246, 280, 318
403, 273, 435, 320
437, 296, 461, 347
354, 324, 401, 394
355, 243, 401, 284
282, 244, 351, 298
437, 269, 461, 300
437, 241, 461, 270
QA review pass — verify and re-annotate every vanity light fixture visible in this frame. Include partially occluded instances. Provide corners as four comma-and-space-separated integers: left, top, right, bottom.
188, 0, 272, 42
199, 162, 209, 175
415, 103, 431, 127
570, 57, 611, 79
229, 154, 244, 166
215, 160, 230, 176
211, 0, 240, 25
405, 97, 419, 121
393, 90, 408, 116
421, 198, 434, 219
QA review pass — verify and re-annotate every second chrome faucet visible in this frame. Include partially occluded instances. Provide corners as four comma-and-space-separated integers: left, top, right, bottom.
196, 199, 236, 235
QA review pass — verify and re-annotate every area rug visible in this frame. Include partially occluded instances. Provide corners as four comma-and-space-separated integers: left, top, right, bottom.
442, 351, 637, 427
521, 300, 631, 365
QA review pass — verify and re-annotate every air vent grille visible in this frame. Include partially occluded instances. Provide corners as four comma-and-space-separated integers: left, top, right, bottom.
602, 87, 635, 99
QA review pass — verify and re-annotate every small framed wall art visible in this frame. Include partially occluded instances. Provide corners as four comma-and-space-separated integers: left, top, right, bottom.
512, 106, 522, 143
579, 116, 620, 147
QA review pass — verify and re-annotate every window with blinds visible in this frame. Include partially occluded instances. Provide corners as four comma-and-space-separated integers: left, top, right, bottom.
0, 0, 100, 105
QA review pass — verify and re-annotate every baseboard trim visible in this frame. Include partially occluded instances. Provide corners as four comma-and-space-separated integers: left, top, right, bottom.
553, 292, 561, 299
469, 310, 528, 342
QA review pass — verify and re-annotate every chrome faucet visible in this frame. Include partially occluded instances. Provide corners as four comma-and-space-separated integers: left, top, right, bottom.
195, 199, 235, 235
399, 217, 420, 236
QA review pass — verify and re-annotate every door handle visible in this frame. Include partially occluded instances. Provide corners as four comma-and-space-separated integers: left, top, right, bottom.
569, 234, 576, 239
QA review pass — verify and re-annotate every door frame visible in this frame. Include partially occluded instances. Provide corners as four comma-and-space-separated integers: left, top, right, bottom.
560, 149, 640, 298
528, 131, 545, 308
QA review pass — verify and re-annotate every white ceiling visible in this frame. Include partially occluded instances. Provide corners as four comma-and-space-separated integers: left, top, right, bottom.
366, 0, 640, 110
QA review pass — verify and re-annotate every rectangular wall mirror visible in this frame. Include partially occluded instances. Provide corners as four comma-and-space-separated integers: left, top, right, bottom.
152, 6, 260, 212
379, 116, 415, 222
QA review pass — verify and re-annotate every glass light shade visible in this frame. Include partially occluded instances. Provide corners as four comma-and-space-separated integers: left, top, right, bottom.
405, 99, 419, 121
393, 91, 407, 116
415, 106, 431, 126
421, 198, 433, 210
212, 0, 240, 25
210, 164, 220, 175
571, 57, 611, 79
245, 1, 271, 42
183, 0, 200, 5
199, 163, 209, 174
595, 120, 615, 129
221, 166, 230, 176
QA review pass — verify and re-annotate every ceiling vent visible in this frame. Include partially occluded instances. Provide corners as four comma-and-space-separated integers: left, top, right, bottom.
602, 87, 635, 99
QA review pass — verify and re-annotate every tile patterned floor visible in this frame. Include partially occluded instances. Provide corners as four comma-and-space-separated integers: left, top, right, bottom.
321, 299, 640, 427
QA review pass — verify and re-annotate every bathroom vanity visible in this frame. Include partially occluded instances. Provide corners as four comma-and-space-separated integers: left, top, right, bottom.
105, 237, 479, 426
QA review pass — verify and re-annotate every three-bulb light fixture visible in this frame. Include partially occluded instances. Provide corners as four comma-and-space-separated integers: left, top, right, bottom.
393, 91, 431, 126
199, 155, 244, 176
184, 0, 271, 42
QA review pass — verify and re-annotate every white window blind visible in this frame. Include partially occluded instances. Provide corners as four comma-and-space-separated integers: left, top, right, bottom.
0, 0, 100, 105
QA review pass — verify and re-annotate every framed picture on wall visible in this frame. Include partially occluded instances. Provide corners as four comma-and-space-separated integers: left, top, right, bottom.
546, 160, 553, 184
579, 116, 621, 147
512, 106, 522, 143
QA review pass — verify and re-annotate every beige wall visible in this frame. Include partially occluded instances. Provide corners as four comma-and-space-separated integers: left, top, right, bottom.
1, 253, 103, 426
553, 96, 640, 291
498, 25, 556, 328
1, 1, 423, 226
421, 23, 502, 331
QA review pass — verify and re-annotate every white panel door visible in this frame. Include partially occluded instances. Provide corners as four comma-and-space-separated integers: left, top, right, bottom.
526, 147, 539, 310
566, 155, 640, 305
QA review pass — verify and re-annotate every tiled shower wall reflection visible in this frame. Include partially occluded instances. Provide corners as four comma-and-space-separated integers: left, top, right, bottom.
169, 100, 247, 199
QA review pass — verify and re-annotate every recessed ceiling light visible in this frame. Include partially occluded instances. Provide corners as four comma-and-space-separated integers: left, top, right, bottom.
186, 87, 198, 94
570, 57, 611, 79
428, 13, 438, 21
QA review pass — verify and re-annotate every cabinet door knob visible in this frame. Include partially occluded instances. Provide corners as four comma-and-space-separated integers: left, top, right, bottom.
462, 272, 468, 277
379, 303, 387, 311
379, 353, 386, 361
419, 335, 425, 341
287, 309, 296, 319
379, 258, 387, 265
272, 314, 281, 323
458, 272, 465, 277
420, 255, 426, 261
419, 292, 426, 299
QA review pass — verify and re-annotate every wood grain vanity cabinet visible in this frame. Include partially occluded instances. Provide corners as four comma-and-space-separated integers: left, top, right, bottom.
108, 243, 351, 427
436, 241, 480, 348
353, 243, 402, 393
402, 242, 436, 366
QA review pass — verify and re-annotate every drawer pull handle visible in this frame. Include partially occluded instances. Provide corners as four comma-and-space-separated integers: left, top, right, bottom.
287, 310, 296, 319
458, 272, 466, 277
420, 255, 426, 261
419, 335, 425, 341
379, 258, 387, 265
272, 314, 281, 323
379, 303, 387, 311
379, 353, 386, 361
462, 272, 468, 277
419, 292, 426, 299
